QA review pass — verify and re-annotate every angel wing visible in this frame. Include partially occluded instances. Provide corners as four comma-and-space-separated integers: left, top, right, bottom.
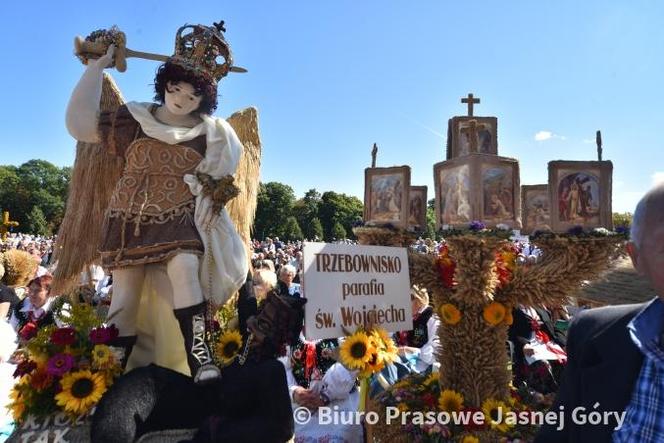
52, 73, 125, 294
226, 107, 262, 252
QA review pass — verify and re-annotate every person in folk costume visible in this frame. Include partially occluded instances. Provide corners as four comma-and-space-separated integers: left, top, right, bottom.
65, 23, 248, 383
394, 285, 441, 373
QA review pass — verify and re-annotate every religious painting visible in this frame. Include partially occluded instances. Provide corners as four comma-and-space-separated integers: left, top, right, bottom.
434, 162, 472, 228
408, 186, 428, 232
548, 161, 613, 232
364, 166, 411, 228
448, 116, 498, 159
521, 185, 551, 234
479, 158, 521, 229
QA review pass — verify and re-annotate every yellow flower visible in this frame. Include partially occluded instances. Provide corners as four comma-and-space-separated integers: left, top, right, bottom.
55, 370, 107, 416
503, 309, 513, 326
397, 402, 409, 412
340, 331, 375, 370
371, 328, 398, 365
482, 398, 513, 433
483, 302, 506, 326
215, 330, 243, 365
9, 387, 25, 422
423, 372, 439, 387
439, 303, 461, 325
438, 389, 464, 412
92, 344, 115, 369
461, 436, 479, 443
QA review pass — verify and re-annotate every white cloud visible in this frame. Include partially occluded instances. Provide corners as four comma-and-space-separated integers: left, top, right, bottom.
534, 130, 566, 142
582, 138, 595, 144
652, 172, 664, 185
534, 131, 552, 141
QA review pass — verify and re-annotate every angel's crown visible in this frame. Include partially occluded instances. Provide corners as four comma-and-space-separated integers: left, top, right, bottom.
169, 21, 244, 83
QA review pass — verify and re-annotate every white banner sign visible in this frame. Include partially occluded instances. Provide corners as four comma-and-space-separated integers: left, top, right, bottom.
302, 242, 412, 340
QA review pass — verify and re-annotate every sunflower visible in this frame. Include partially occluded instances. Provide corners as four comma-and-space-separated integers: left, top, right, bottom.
461, 436, 479, 443
371, 328, 398, 364
483, 302, 506, 326
359, 345, 385, 378
439, 303, 462, 325
339, 331, 375, 370
55, 370, 107, 415
215, 330, 243, 365
8, 387, 25, 421
92, 344, 115, 369
438, 389, 464, 412
423, 372, 439, 387
481, 398, 513, 433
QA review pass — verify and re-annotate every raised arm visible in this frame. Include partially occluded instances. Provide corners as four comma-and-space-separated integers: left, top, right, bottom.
65, 45, 115, 143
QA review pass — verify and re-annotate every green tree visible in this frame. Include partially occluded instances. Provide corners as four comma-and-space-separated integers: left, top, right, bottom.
253, 182, 296, 239
27, 206, 49, 236
309, 217, 324, 241
293, 189, 321, 236
613, 212, 632, 229
318, 191, 363, 241
331, 221, 347, 240
282, 216, 304, 241
426, 198, 437, 240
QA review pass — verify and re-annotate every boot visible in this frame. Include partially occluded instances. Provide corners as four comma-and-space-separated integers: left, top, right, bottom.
108, 335, 137, 370
174, 302, 220, 384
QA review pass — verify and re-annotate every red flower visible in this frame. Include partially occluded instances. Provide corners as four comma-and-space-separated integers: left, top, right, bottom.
30, 368, 54, 392
51, 327, 77, 346
436, 245, 457, 289
18, 322, 39, 341
89, 325, 119, 345
13, 360, 37, 378
463, 407, 488, 432
422, 393, 437, 409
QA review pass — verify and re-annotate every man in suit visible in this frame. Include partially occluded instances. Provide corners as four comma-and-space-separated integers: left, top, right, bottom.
536, 182, 664, 442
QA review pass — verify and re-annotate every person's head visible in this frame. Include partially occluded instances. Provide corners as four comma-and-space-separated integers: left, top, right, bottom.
627, 183, 664, 296
253, 268, 277, 301
153, 61, 218, 115
410, 285, 430, 314
246, 292, 306, 359
27, 274, 53, 309
278, 264, 297, 287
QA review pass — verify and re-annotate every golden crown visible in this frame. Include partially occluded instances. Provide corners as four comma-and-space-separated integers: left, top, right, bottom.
169, 21, 246, 83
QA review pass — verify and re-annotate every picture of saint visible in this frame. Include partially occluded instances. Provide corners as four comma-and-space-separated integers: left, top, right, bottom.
409, 195, 423, 225
482, 166, 513, 220
525, 190, 550, 231
439, 165, 471, 224
408, 187, 427, 231
557, 171, 600, 223
370, 174, 404, 222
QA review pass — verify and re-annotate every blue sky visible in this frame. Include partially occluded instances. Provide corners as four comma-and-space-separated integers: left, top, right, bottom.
3, 0, 663, 212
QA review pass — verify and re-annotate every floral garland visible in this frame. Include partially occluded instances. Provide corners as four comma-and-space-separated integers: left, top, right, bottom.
9, 301, 123, 422
374, 373, 542, 442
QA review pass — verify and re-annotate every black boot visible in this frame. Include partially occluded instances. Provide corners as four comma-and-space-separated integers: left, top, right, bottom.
108, 335, 137, 370
173, 302, 220, 384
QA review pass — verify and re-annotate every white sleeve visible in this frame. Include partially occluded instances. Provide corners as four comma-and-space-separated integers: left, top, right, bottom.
321, 362, 358, 401
416, 314, 441, 366
279, 352, 300, 403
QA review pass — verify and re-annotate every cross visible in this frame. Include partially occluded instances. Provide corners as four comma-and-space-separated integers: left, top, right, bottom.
459, 119, 483, 153
0, 211, 19, 241
461, 93, 480, 116
596, 130, 603, 161
371, 143, 378, 168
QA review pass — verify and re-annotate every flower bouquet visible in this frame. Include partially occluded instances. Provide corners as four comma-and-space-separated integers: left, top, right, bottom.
9, 302, 123, 422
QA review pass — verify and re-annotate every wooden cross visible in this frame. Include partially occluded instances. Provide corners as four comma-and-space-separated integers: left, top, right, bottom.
371, 143, 378, 168
596, 130, 603, 161
0, 211, 19, 241
459, 119, 482, 153
461, 93, 480, 116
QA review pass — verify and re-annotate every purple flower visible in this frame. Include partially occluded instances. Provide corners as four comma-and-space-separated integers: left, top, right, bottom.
615, 226, 629, 236
469, 220, 486, 231
46, 353, 75, 377
567, 225, 585, 236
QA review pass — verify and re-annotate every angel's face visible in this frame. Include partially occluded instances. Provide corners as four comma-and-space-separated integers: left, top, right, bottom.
164, 81, 203, 116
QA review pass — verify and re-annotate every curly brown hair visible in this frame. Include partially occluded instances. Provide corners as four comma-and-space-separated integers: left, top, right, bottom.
153, 62, 218, 114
